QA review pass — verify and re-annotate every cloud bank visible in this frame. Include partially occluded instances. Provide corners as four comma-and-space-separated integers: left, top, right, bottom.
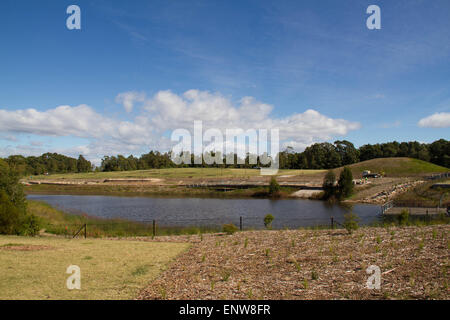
418, 112, 450, 128
0, 90, 361, 163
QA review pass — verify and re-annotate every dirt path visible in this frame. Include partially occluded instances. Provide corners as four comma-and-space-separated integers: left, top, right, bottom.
137, 225, 449, 300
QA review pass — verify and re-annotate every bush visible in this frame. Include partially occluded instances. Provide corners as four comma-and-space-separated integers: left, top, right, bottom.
264, 214, 274, 229
0, 191, 21, 234
0, 159, 40, 235
20, 214, 41, 236
268, 177, 280, 196
343, 212, 359, 234
222, 223, 238, 235
398, 209, 409, 225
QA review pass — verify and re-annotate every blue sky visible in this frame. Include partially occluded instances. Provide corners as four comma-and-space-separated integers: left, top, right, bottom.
0, 0, 449, 163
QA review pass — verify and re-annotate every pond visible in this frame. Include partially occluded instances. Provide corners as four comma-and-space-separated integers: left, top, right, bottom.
27, 194, 382, 229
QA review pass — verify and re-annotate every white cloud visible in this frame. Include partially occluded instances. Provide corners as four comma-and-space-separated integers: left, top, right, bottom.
418, 112, 450, 128
0, 104, 154, 144
0, 90, 361, 162
144, 90, 360, 146
115, 91, 146, 113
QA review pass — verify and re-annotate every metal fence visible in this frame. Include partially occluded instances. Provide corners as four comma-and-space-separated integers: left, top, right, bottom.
61, 215, 347, 239
427, 172, 450, 180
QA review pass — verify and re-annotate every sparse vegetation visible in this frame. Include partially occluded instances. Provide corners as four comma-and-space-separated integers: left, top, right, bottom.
343, 212, 359, 234
139, 224, 449, 300
264, 214, 274, 229
222, 223, 238, 235
398, 209, 410, 225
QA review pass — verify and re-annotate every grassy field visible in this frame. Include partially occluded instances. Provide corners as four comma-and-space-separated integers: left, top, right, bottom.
27, 167, 326, 180
0, 235, 189, 300
26, 158, 447, 182
22, 158, 448, 202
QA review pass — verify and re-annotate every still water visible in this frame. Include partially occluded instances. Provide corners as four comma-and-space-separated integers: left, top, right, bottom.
27, 194, 382, 229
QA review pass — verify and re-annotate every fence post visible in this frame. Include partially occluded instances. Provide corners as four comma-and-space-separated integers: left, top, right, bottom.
331, 217, 334, 229
84, 224, 87, 239
240, 216, 243, 231
152, 220, 156, 238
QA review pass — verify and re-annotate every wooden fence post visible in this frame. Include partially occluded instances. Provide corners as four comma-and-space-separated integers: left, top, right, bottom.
240, 217, 243, 231
152, 220, 156, 238
331, 217, 334, 229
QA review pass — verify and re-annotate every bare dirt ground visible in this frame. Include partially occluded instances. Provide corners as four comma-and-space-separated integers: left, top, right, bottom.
349, 178, 425, 204
137, 225, 449, 300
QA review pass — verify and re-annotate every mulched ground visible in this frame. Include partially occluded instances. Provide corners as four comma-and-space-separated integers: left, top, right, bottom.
137, 225, 449, 300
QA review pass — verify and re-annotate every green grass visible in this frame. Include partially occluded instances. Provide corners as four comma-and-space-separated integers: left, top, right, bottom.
27, 167, 325, 181
333, 157, 448, 178
0, 235, 189, 299
24, 183, 300, 200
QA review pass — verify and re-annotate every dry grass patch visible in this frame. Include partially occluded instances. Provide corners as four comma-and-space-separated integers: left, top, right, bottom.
0, 235, 189, 300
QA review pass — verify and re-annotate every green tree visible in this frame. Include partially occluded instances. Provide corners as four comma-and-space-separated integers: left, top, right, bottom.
77, 155, 92, 172
322, 170, 337, 200
334, 140, 359, 165
0, 159, 40, 235
337, 167, 354, 199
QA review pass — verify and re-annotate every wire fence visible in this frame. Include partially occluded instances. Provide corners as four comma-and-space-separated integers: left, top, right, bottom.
46, 211, 448, 239
47, 215, 351, 239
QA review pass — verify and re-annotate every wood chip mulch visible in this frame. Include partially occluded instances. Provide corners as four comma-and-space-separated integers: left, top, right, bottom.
136, 225, 449, 300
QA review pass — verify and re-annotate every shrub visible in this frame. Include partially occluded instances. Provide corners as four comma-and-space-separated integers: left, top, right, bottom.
343, 212, 359, 234
398, 209, 409, 225
268, 177, 280, 196
264, 214, 274, 229
0, 191, 21, 234
222, 223, 238, 235
20, 214, 41, 236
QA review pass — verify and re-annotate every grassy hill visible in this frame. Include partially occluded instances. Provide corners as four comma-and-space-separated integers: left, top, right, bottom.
25, 158, 447, 182
334, 157, 448, 178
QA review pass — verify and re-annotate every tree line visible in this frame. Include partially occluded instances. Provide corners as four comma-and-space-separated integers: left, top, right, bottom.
0, 139, 448, 175
100, 139, 449, 171
2, 153, 92, 176
279, 139, 449, 170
